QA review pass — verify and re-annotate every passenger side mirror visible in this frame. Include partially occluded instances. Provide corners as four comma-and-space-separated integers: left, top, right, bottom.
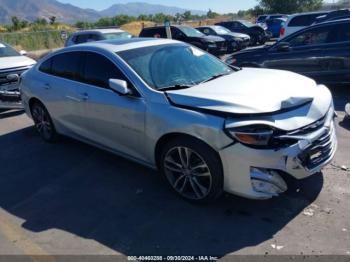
109, 79, 131, 96
20, 50, 27, 56
275, 42, 291, 52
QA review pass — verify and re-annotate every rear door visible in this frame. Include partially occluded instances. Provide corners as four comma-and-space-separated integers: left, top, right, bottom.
38, 51, 88, 137
79, 52, 146, 160
316, 22, 350, 84
265, 24, 336, 81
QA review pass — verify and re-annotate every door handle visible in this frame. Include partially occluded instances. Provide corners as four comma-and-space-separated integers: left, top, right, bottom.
80, 92, 89, 101
44, 83, 51, 90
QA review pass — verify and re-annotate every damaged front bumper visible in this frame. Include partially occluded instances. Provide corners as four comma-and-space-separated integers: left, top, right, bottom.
0, 84, 23, 109
219, 108, 337, 199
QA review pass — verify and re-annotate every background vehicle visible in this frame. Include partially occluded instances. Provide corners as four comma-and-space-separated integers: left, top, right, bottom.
196, 25, 250, 52
0, 42, 36, 109
256, 14, 286, 24
139, 25, 227, 55
266, 18, 287, 38
279, 11, 329, 38
226, 19, 350, 85
20, 38, 336, 203
65, 28, 133, 47
215, 20, 270, 45
314, 9, 350, 24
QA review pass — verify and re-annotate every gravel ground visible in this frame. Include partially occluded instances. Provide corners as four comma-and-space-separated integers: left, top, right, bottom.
0, 86, 349, 260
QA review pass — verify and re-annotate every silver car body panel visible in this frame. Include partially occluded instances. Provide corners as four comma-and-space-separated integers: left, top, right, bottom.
20, 39, 337, 199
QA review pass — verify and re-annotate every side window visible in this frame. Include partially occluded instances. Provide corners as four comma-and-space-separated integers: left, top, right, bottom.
51, 52, 83, 81
39, 58, 52, 74
203, 28, 210, 35
171, 27, 184, 38
335, 23, 350, 42
75, 34, 89, 44
288, 26, 332, 47
288, 14, 321, 27
83, 52, 129, 89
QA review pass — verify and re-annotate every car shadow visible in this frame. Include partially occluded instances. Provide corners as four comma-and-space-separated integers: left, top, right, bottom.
328, 85, 349, 112
0, 127, 323, 256
0, 109, 24, 119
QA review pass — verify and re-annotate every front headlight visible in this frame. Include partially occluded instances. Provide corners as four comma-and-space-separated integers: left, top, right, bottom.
226, 125, 274, 146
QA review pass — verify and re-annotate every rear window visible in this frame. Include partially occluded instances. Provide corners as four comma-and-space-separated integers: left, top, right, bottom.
289, 13, 327, 27
140, 28, 166, 38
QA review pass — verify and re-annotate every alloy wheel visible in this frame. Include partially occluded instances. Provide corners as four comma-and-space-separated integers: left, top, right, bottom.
163, 146, 213, 200
32, 105, 53, 140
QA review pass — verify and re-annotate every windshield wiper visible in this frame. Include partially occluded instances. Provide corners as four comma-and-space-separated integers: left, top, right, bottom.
199, 72, 232, 84
158, 84, 194, 91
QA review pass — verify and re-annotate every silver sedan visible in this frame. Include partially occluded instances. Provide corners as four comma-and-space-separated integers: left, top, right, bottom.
20, 38, 337, 203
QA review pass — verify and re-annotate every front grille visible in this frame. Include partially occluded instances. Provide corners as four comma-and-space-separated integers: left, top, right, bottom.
0, 66, 31, 87
216, 41, 227, 50
298, 123, 335, 170
0, 66, 31, 102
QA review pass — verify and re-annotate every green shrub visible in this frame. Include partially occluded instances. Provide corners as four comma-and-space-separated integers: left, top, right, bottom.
0, 30, 70, 51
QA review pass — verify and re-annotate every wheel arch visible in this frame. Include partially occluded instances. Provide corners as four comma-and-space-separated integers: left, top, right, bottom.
154, 132, 222, 170
28, 97, 45, 113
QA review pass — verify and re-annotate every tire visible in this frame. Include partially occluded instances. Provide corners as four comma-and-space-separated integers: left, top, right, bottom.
250, 35, 257, 46
31, 102, 58, 143
160, 137, 223, 203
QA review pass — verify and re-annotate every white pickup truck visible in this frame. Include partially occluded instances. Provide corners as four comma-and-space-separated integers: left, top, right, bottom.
0, 42, 36, 109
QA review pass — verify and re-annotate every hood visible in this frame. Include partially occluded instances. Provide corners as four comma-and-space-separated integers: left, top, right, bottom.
228, 32, 250, 39
233, 45, 269, 56
202, 35, 225, 42
0, 56, 36, 70
166, 68, 329, 115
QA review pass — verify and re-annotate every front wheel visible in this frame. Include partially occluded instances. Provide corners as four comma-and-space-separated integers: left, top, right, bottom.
31, 102, 58, 142
160, 138, 223, 203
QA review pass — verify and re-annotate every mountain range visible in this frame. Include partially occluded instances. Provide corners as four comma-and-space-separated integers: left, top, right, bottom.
0, 0, 206, 24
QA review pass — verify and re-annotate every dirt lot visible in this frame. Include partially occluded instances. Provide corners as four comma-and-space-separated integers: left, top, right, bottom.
0, 86, 349, 260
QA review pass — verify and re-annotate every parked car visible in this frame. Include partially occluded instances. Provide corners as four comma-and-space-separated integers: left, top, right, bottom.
279, 11, 329, 38
314, 9, 350, 24
139, 25, 227, 55
196, 25, 250, 52
256, 14, 286, 24
266, 18, 287, 38
346, 103, 350, 118
0, 42, 36, 109
215, 20, 271, 45
20, 38, 337, 203
226, 19, 350, 85
65, 28, 133, 47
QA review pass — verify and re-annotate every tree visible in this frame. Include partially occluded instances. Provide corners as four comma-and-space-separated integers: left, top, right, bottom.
258, 0, 323, 14
11, 16, 20, 31
207, 9, 219, 19
182, 11, 192, 20
49, 16, 56, 25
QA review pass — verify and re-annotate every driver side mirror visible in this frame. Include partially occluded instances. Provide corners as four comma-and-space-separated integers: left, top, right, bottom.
275, 42, 291, 52
109, 79, 131, 96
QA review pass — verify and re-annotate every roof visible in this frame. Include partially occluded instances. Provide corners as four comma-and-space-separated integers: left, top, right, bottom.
64, 37, 183, 53
74, 28, 125, 34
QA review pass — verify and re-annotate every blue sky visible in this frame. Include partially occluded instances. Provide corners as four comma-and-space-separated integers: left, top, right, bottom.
58, 0, 334, 13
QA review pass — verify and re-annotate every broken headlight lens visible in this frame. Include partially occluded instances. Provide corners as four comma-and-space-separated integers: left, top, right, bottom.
226, 125, 274, 146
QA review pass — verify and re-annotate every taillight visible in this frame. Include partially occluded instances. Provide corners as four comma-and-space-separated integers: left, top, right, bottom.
280, 27, 285, 37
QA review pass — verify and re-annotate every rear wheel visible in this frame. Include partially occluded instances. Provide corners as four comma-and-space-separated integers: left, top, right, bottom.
160, 137, 223, 203
31, 102, 58, 142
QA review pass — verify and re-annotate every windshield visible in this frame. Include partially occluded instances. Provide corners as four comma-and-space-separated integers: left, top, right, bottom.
257, 16, 267, 22
0, 42, 20, 58
240, 20, 254, 27
103, 32, 132, 40
118, 44, 233, 90
213, 26, 231, 34
178, 27, 205, 37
